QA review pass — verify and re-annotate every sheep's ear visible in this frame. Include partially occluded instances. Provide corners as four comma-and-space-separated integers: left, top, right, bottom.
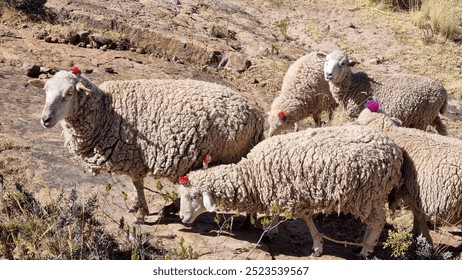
390, 117, 402, 126
28, 79, 46, 89
316, 52, 326, 59
76, 82, 92, 95
202, 192, 216, 212
348, 60, 360, 67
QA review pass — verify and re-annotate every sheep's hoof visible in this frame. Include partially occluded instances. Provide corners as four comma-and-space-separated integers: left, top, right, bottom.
310, 248, 322, 257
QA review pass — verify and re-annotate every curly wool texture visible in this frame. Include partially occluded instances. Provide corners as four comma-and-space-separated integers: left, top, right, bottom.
62, 77, 265, 181
187, 125, 403, 224
356, 109, 462, 239
268, 52, 337, 136
326, 51, 447, 135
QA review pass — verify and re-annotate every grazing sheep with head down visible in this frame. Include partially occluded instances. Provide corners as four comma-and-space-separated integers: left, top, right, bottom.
268, 52, 337, 136
356, 108, 462, 244
178, 125, 403, 258
30, 70, 265, 223
323, 50, 448, 135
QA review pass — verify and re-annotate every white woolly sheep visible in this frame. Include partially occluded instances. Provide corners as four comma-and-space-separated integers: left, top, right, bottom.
356, 109, 462, 244
177, 125, 403, 258
268, 52, 337, 136
30, 70, 265, 223
323, 50, 448, 135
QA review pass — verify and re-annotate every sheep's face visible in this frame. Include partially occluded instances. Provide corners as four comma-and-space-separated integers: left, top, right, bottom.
30, 71, 90, 128
178, 184, 216, 224
267, 111, 294, 137
323, 50, 351, 83
356, 109, 401, 131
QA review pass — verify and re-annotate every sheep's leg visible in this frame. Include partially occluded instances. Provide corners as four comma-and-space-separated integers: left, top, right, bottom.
313, 114, 322, 127
129, 178, 149, 224
293, 122, 299, 132
412, 210, 433, 245
359, 206, 386, 258
327, 106, 335, 124
432, 116, 447, 136
303, 215, 323, 257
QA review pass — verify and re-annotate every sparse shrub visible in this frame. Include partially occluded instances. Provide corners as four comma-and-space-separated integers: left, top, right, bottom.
277, 17, 290, 40
7, 0, 47, 13
0, 183, 120, 259
383, 230, 456, 259
367, 0, 422, 10
413, 0, 462, 42
383, 229, 413, 258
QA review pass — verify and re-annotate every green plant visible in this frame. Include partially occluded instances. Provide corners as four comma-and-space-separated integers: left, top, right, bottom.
277, 17, 290, 40
383, 229, 413, 258
164, 237, 199, 260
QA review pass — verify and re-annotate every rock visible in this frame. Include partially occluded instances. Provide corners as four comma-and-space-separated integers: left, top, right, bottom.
218, 52, 251, 73
60, 27, 79, 45
22, 63, 41, 78
90, 34, 114, 49
136, 47, 146, 54
104, 67, 116, 74
77, 31, 90, 45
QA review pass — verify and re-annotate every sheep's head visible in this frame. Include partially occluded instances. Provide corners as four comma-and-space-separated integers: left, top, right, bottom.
323, 50, 357, 83
356, 108, 401, 131
268, 111, 294, 137
29, 70, 91, 128
177, 176, 216, 224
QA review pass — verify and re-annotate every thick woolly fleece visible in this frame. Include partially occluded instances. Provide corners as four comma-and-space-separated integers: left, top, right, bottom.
181, 125, 403, 256
46, 71, 265, 220
356, 109, 462, 244
268, 52, 337, 136
325, 50, 448, 135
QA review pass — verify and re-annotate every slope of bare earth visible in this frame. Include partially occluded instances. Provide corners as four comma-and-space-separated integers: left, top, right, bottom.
0, 0, 461, 259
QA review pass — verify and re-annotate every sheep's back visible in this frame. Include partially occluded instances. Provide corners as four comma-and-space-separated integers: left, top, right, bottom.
99, 79, 264, 180
349, 73, 447, 129
276, 52, 333, 113
246, 125, 403, 220
389, 127, 462, 220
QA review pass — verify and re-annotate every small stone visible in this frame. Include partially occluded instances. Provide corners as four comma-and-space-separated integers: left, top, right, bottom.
136, 47, 146, 54
22, 63, 41, 78
218, 52, 251, 73
105, 67, 116, 74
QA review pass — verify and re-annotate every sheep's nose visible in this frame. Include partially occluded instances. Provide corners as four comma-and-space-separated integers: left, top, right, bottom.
325, 72, 333, 80
41, 117, 52, 128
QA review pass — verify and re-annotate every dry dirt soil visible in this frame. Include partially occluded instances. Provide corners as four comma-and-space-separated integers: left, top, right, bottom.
1, 0, 461, 260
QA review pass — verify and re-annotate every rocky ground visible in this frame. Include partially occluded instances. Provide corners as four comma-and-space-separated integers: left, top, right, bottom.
1, 0, 461, 259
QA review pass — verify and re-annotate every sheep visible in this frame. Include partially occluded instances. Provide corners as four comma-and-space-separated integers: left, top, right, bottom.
177, 124, 403, 258
30, 70, 265, 223
323, 50, 448, 135
268, 52, 338, 136
356, 108, 462, 244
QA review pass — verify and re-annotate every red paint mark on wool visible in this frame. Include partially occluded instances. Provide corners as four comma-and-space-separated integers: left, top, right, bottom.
71, 65, 81, 75
179, 176, 190, 185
